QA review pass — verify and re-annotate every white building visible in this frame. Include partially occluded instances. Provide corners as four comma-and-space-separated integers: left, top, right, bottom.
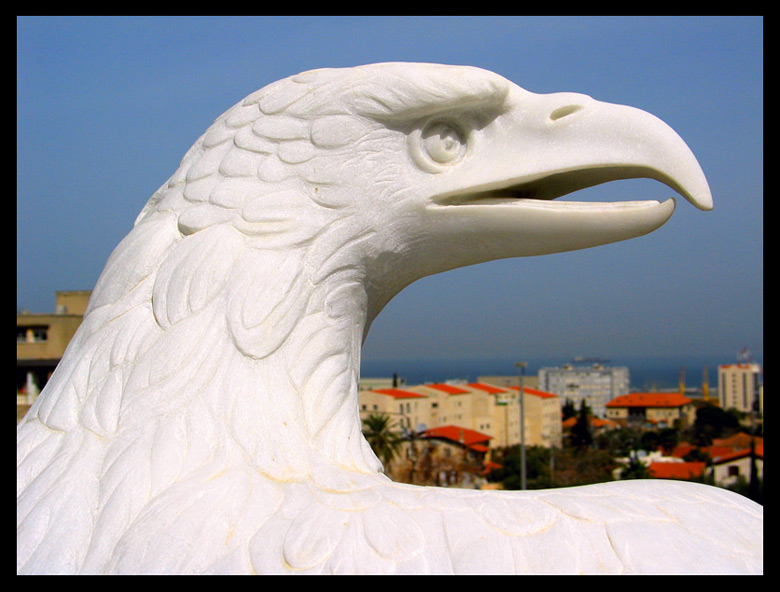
718, 363, 763, 414
538, 364, 629, 418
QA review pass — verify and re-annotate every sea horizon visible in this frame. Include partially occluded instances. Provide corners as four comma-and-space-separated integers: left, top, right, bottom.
361, 353, 763, 393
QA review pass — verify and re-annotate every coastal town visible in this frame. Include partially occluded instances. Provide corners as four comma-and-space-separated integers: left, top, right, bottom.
18, 291, 763, 502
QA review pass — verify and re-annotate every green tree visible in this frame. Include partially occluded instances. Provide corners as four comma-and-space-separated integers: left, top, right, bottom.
639, 430, 660, 452
554, 447, 616, 487
620, 453, 651, 480
692, 403, 740, 445
488, 445, 554, 490
362, 414, 403, 468
596, 426, 641, 456
657, 427, 679, 454
562, 399, 578, 421
569, 400, 593, 451
489, 444, 615, 490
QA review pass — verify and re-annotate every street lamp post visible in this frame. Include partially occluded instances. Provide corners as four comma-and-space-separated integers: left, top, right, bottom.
515, 362, 527, 490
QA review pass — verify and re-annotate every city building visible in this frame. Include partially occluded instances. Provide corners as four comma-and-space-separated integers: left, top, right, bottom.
718, 363, 763, 414
538, 364, 629, 418
358, 379, 562, 453
17, 291, 91, 404
709, 443, 763, 488
386, 424, 494, 487
465, 382, 521, 449
358, 387, 430, 434
407, 383, 495, 438
605, 392, 696, 429
505, 386, 563, 449
476, 374, 539, 390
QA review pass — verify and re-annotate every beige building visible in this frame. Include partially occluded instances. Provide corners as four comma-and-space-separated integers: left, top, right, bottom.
407, 383, 495, 437
507, 386, 563, 449
605, 393, 696, 428
358, 387, 431, 433
17, 291, 92, 404
466, 382, 520, 449
357, 380, 562, 452
466, 382, 563, 449
718, 363, 763, 414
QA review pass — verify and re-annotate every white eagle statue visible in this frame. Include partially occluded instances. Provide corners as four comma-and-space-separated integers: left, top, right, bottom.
17, 63, 762, 574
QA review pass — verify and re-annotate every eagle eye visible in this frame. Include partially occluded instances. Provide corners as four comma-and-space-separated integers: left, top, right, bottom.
411, 120, 467, 172
422, 122, 465, 164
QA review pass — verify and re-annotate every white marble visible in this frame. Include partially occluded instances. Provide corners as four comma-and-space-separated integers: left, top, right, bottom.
17, 63, 760, 574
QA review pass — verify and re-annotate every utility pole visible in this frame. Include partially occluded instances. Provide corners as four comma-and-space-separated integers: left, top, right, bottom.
515, 362, 528, 490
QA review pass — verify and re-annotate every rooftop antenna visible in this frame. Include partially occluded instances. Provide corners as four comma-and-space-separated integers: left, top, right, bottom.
738, 347, 753, 363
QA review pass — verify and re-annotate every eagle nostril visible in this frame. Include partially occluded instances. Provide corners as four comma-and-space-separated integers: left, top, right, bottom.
549, 104, 584, 121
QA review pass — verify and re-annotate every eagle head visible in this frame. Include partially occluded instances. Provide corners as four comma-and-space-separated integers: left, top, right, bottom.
134, 63, 711, 335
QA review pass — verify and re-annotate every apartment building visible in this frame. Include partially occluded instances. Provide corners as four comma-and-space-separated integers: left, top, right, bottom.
408, 383, 495, 437
718, 363, 763, 414
466, 382, 520, 449
507, 386, 563, 449
538, 364, 629, 418
358, 380, 562, 452
358, 387, 430, 434
17, 290, 92, 403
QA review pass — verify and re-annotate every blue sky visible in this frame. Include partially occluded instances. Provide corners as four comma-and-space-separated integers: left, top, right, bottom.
17, 16, 762, 366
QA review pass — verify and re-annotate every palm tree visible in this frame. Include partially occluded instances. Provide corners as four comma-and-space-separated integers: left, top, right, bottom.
362, 414, 403, 469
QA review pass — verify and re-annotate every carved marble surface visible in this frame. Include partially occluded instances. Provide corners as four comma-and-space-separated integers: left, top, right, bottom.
17, 63, 761, 574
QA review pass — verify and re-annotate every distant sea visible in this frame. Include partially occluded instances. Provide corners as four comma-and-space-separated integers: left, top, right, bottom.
360, 354, 763, 395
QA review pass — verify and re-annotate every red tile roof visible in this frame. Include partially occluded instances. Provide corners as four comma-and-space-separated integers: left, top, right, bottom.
483, 460, 502, 474
713, 433, 763, 449
670, 442, 696, 458
648, 461, 706, 480
467, 382, 508, 394
712, 445, 763, 464
671, 438, 764, 463
425, 383, 472, 395
507, 386, 558, 399
606, 393, 692, 408
592, 417, 618, 429
423, 425, 492, 447
562, 416, 617, 429
372, 388, 427, 399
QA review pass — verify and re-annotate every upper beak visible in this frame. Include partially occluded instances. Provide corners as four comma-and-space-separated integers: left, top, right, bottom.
423, 89, 713, 259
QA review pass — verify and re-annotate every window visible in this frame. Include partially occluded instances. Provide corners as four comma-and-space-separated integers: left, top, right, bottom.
17, 326, 48, 343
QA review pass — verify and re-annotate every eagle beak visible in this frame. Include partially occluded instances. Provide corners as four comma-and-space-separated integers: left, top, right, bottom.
424, 90, 713, 259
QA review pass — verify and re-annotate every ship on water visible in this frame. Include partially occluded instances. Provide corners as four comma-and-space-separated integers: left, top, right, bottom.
571, 356, 611, 364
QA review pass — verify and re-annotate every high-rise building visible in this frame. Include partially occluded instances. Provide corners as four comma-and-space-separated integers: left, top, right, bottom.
538, 364, 629, 418
718, 363, 762, 414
